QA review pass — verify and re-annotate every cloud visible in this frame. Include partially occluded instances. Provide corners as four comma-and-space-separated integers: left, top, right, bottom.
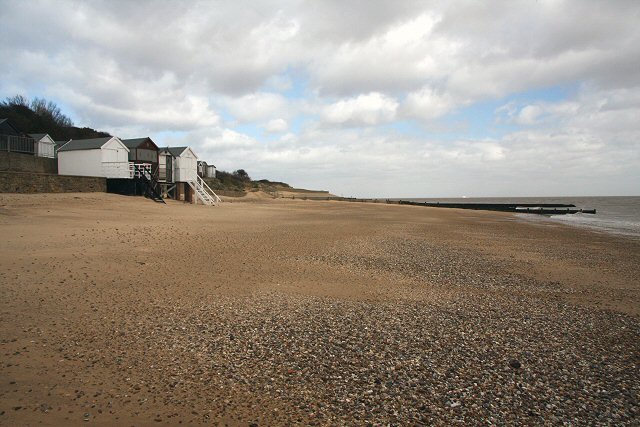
201, 128, 260, 151
222, 92, 290, 123
265, 118, 288, 133
401, 87, 458, 121
310, 13, 455, 96
0, 0, 638, 196
321, 92, 398, 126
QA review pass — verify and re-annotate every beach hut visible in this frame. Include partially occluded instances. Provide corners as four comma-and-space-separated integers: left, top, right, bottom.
158, 146, 198, 202
166, 146, 198, 182
57, 136, 131, 178
198, 160, 217, 178
121, 137, 159, 168
102, 137, 163, 201
158, 147, 175, 184
28, 133, 56, 158
157, 146, 220, 205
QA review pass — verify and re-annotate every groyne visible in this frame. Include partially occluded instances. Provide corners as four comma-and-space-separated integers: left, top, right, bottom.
282, 196, 596, 215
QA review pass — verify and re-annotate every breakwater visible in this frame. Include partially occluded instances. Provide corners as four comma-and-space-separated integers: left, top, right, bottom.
283, 195, 596, 215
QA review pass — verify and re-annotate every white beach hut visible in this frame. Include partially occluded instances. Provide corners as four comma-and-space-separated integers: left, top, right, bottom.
166, 146, 198, 182
198, 160, 217, 178
57, 136, 131, 178
28, 133, 56, 158
158, 146, 220, 205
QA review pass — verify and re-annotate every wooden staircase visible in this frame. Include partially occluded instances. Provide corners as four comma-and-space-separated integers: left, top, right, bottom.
188, 174, 221, 206
133, 164, 165, 204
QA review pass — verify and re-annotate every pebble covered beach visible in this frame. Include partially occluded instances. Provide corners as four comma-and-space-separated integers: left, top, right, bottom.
1, 193, 638, 425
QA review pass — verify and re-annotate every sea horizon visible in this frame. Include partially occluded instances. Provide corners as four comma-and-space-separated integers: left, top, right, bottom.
386, 195, 640, 239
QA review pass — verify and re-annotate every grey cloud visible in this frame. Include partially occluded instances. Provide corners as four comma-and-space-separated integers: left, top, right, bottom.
0, 0, 638, 196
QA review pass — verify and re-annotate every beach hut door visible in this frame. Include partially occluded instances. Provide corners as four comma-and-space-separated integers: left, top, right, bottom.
166, 155, 173, 182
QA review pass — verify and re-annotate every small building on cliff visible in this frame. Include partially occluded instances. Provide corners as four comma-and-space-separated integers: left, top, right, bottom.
28, 134, 56, 158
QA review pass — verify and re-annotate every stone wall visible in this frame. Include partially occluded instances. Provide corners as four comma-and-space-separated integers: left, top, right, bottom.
0, 151, 58, 174
0, 171, 106, 193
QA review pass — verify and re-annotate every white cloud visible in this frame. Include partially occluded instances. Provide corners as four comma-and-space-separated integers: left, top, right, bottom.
311, 13, 457, 96
222, 92, 289, 123
265, 118, 288, 133
321, 92, 398, 126
202, 128, 259, 150
401, 87, 458, 121
516, 105, 543, 126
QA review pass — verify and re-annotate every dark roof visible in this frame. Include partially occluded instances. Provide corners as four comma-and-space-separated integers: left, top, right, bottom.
0, 118, 22, 136
28, 133, 50, 140
121, 137, 158, 150
159, 146, 189, 157
54, 140, 70, 147
57, 137, 115, 152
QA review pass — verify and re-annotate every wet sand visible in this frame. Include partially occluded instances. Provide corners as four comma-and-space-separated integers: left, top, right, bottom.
0, 193, 638, 425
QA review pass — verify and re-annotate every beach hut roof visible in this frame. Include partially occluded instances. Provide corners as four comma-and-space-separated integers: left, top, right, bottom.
159, 146, 191, 157
58, 136, 126, 152
121, 137, 158, 150
28, 133, 49, 140
0, 118, 22, 136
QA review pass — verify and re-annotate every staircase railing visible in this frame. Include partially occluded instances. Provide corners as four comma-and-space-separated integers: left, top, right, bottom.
186, 172, 221, 206
133, 163, 165, 203
196, 174, 222, 203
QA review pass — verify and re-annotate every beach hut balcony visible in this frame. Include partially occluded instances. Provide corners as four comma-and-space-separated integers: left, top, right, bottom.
131, 162, 154, 179
102, 161, 134, 179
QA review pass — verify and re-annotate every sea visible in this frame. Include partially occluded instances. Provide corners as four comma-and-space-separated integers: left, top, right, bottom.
400, 196, 640, 239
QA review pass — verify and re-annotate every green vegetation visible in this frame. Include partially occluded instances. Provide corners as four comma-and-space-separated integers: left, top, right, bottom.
205, 169, 291, 195
256, 179, 291, 188
206, 170, 248, 192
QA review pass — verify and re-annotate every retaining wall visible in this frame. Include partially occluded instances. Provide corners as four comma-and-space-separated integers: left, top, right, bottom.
0, 171, 106, 193
0, 151, 58, 174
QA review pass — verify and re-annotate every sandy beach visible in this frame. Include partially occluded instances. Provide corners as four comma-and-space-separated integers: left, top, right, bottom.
1, 193, 638, 425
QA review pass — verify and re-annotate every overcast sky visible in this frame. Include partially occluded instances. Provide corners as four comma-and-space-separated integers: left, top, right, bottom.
1, 0, 639, 197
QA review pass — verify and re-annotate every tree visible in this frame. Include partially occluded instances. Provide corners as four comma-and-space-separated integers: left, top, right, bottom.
233, 169, 251, 181
1, 95, 74, 127
2, 94, 29, 107
0, 94, 108, 140
29, 97, 74, 127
